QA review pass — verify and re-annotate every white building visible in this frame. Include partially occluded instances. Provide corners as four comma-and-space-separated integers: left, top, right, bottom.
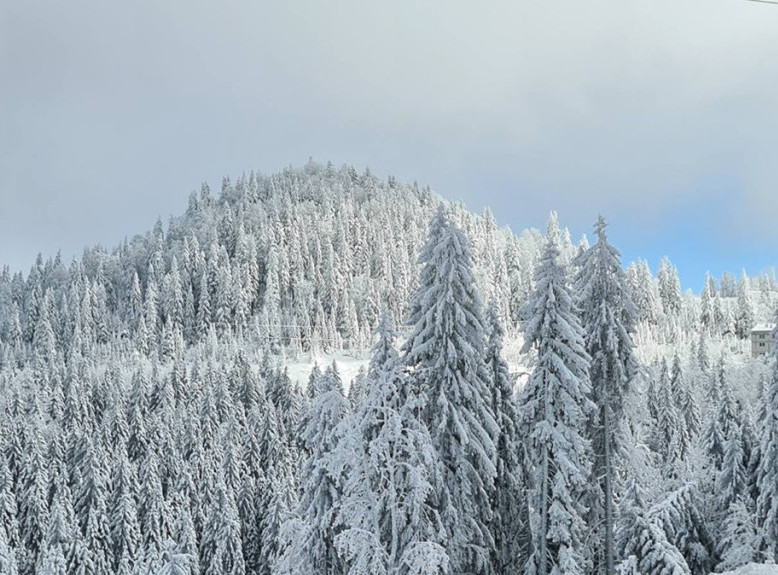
751, 323, 776, 358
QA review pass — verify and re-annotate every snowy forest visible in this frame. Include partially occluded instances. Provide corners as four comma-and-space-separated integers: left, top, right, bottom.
0, 160, 777, 575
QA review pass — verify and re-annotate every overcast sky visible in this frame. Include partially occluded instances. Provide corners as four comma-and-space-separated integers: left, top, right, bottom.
3, 0, 778, 291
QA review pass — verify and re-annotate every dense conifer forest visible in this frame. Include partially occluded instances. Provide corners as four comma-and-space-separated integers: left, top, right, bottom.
0, 161, 777, 575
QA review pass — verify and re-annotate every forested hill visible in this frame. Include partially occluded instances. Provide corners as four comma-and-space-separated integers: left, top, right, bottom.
1, 162, 778, 575
0, 160, 567, 365
1, 160, 775, 371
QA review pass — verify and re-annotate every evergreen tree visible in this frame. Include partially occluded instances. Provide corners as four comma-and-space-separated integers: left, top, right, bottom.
735, 271, 755, 340
673, 356, 700, 449
657, 258, 682, 316
756, 321, 778, 560
650, 484, 715, 575
19, 424, 49, 574
521, 238, 594, 575
157, 541, 196, 575
574, 216, 637, 575
109, 450, 141, 574
655, 359, 678, 465
700, 273, 715, 331
36, 484, 73, 575
718, 422, 747, 512
402, 207, 498, 575
201, 477, 245, 575
138, 453, 169, 561
717, 499, 758, 572
333, 319, 448, 575
616, 482, 690, 575
486, 303, 531, 575
278, 365, 350, 575
0, 522, 18, 575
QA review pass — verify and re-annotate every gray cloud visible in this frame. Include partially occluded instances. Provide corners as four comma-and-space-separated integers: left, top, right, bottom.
2, 0, 778, 272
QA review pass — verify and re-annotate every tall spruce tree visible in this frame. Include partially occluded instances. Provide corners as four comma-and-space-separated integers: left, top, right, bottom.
574, 216, 637, 575
616, 481, 690, 575
756, 320, 778, 560
402, 207, 498, 575
521, 238, 594, 575
277, 365, 350, 575
486, 303, 531, 575
334, 317, 448, 575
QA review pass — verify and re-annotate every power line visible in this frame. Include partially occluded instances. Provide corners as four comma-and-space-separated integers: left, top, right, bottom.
745, 0, 778, 5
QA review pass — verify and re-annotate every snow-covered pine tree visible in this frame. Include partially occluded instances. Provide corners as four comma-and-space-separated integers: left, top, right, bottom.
574, 216, 637, 575
616, 481, 690, 575
19, 423, 49, 575
402, 206, 498, 575
276, 364, 350, 575
486, 302, 531, 575
650, 483, 715, 575
333, 314, 448, 575
36, 482, 73, 575
704, 358, 735, 473
756, 319, 778, 561
698, 333, 711, 376
657, 257, 682, 317
718, 421, 747, 513
717, 498, 758, 572
672, 354, 700, 461
655, 358, 678, 466
521, 237, 594, 575
735, 272, 754, 340
700, 273, 715, 331
201, 476, 245, 575
0, 521, 17, 575
109, 450, 141, 575
156, 541, 196, 575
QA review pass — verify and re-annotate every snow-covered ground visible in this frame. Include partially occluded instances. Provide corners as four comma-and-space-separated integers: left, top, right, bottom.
717, 564, 778, 575
285, 351, 370, 393
284, 332, 530, 394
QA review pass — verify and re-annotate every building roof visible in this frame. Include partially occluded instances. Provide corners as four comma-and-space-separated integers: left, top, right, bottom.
752, 323, 776, 333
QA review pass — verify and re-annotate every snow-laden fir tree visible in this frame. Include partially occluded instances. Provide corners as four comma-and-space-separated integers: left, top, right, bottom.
672, 354, 699, 463
657, 258, 682, 317
402, 206, 498, 575
700, 273, 715, 331
616, 480, 690, 575
156, 541, 196, 575
333, 313, 449, 575
19, 423, 49, 575
654, 359, 678, 466
486, 303, 531, 575
0, 522, 17, 575
735, 272, 754, 340
201, 475, 245, 575
649, 483, 715, 575
756, 319, 778, 561
718, 421, 747, 513
521, 237, 595, 575
703, 358, 735, 473
35, 483, 73, 575
574, 216, 637, 575
716, 498, 758, 572
276, 364, 350, 575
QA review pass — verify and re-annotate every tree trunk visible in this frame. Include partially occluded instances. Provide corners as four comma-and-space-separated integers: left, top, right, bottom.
539, 445, 549, 575
604, 404, 614, 575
